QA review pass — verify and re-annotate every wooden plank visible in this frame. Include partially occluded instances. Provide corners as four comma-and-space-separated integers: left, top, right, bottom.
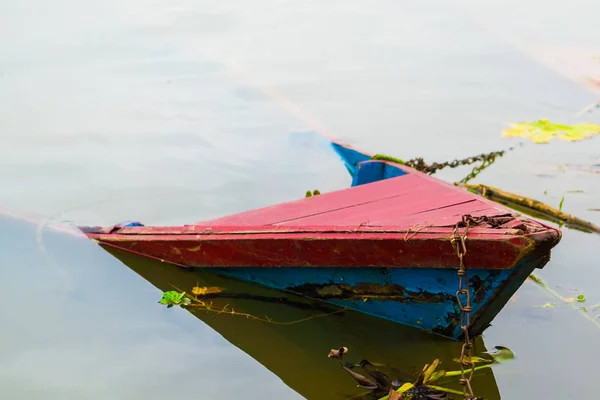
275, 191, 477, 226
102, 224, 525, 236
369, 203, 506, 228
197, 173, 468, 226
91, 231, 536, 269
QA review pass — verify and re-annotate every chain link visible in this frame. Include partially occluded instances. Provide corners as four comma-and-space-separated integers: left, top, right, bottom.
370, 149, 512, 184
400, 150, 507, 176
452, 214, 477, 400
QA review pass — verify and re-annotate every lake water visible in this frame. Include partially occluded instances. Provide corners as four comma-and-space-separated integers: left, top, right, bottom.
1, 1, 599, 399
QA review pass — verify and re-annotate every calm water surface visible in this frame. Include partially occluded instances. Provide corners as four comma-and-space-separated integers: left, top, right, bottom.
1, 1, 599, 399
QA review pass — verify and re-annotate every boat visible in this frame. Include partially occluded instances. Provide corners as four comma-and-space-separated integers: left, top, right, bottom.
79, 141, 562, 340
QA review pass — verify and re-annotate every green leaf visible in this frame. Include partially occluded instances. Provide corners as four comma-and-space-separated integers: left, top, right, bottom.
502, 119, 600, 144
485, 346, 515, 364
577, 294, 587, 303
159, 290, 190, 307
559, 196, 565, 211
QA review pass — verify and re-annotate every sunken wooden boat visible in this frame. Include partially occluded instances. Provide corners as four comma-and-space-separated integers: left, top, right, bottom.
79, 141, 562, 340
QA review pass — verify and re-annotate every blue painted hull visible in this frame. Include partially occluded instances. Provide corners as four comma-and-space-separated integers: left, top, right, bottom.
209, 254, 542, 340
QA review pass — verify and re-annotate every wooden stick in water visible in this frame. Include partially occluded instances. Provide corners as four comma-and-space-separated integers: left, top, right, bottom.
460, 183, 600, 234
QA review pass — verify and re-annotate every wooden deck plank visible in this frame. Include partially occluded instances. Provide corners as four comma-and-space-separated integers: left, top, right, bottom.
197, 173, 468, 226
274, 190, 477, 226
196, 174, 423, 225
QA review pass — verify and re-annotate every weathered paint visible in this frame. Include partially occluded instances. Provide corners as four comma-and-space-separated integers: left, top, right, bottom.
352, 160, 407, 186
207, 264, 524, 339
78, 140, 562, 339
330, 142, 371, 176
85, 229, 548, 270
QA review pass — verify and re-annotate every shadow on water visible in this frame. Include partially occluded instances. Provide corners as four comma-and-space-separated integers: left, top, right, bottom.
102, 246, 502, 400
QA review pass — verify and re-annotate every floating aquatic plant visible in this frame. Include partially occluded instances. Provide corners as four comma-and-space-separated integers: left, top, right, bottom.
502, 119, 600, 144
327, 345, 510, 399
159, 285, 345, 324
158, 290, 191, 308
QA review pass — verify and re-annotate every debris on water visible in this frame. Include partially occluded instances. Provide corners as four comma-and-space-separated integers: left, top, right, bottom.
484, 346, 515, 364
564, 294, 587, 304
326, 346, 502, 399
529, 273, 545, 286
354, 360, 394, 389
191, 285, 223, 296
328, 347, 348, 359
542, 302, 557, 308
327, 346, 381, 390
461, 183, 600, 234
502, 119, 600, 143
526, 275, 600, 330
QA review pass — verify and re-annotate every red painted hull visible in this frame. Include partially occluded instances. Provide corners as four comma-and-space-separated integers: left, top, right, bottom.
81, 159, 561, 270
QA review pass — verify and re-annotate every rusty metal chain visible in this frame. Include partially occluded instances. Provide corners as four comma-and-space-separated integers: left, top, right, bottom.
401, 150, 507, 175
452, 214, 477, 400
370, 148, 513, 184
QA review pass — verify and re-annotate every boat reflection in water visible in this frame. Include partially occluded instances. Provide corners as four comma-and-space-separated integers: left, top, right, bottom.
105, 246, 503, 400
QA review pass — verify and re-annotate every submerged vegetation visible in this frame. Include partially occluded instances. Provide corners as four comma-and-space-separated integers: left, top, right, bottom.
528, 274, 600, 330
158, 286, 346, 324
326, 345, 514, 399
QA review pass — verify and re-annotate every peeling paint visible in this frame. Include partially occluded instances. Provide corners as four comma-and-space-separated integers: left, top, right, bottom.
316, 285, 343, 296
289, 282, 455, 303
